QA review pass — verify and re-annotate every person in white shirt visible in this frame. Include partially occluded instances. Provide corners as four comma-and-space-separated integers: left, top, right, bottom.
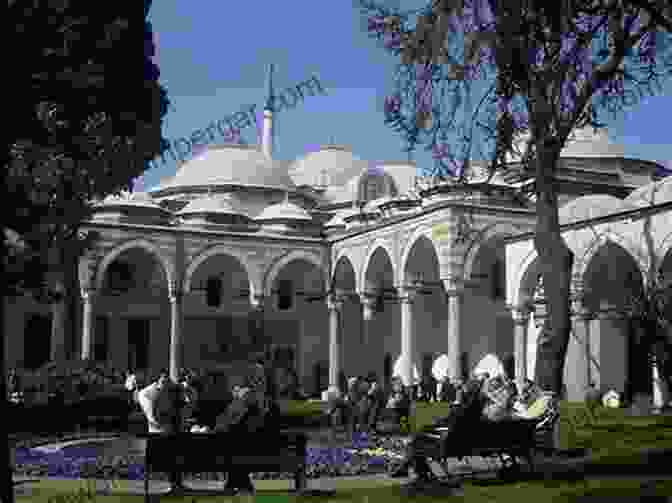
137, 369, 185, 492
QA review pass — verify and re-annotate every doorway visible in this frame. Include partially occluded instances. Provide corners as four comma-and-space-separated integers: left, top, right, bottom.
127, 318, 150, 372
24, 314, 52, 370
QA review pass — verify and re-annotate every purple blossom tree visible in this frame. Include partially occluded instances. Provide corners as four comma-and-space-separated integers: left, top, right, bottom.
358, 0, 672, 401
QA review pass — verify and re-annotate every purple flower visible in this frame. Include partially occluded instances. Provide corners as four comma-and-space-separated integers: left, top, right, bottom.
368, 16, 385, 32
384, 95, 401, 115
384, 33, 401, 49
433, 143, 450, 160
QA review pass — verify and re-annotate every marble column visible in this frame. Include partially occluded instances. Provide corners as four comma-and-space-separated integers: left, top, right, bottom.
398, 286, 418, 388
596, 302, 626, 393
80, 287, 97, 361
570, 295, 593, 400
327, 293, 344, 390
443, 279, 463, 381
511, 306, 530, 394
168, 287, 183, 383
359, 292, 376, 346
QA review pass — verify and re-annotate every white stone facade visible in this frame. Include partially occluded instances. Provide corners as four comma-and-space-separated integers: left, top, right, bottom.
5, 127, 671, 402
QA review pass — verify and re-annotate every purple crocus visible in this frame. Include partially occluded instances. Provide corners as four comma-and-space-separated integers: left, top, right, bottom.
384, 95, 401, 115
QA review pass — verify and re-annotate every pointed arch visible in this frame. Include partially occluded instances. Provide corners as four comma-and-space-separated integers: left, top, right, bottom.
400, 226, 439, 286
360, 242, 396, 293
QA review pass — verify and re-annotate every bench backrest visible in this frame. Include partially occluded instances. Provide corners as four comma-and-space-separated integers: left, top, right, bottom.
144, 431, 308, 473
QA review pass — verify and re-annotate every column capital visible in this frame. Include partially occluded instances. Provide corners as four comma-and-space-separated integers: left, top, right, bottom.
250, 293, 265, 311
507, 304, 531, 324
397, 285, 419, 303
169, 286, 183, 302
442, 278, 464, 298
358, 291, 377, 321
326, 293, 344, 311
80, 287, 97, 301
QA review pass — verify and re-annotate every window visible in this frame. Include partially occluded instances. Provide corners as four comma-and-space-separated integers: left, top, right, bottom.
357, 172, 398, 203
277, 279, 293, 310
107, 261, 134, 293
491, 258, 506, 300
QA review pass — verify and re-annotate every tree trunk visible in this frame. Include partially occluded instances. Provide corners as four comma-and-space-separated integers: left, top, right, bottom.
1, 230, 16, 503
532, 143, 574, 396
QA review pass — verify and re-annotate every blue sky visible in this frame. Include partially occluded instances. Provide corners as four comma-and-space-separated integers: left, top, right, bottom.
142, 0, 671, 191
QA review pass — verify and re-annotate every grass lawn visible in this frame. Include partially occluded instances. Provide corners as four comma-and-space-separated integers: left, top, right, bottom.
13, 400, 672, 502
16, 476, 672, 502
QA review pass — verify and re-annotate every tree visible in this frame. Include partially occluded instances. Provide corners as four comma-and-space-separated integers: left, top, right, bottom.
2, 2, 170, 501
358, 0, 672, 397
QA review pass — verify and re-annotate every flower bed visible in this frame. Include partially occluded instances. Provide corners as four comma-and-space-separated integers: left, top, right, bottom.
12, 432, 409, 481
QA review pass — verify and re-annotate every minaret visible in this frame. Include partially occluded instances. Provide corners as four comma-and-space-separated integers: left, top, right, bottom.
262, 63, 274, 159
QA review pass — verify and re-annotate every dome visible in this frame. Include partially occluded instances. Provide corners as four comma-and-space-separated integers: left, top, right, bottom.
256, 200, 313, 222
561, 127, 625, 158
559, 194, 635, 224
289, 145, 370, 187
176, 193, 249, 218
506, 126, 625, 162
95, 190, 164, 210
153, 144, 295, 191
624, 176, 672, 208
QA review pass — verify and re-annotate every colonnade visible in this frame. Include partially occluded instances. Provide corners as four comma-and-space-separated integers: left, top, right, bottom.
326, 278, 465, 391
79, 285, 269, 383
508, 281, 636, 400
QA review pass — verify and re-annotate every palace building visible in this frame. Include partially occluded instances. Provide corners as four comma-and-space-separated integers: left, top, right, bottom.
5, 85, 671, 402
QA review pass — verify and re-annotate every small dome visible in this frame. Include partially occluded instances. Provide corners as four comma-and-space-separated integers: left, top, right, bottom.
289, 145, 370, 187
559, 194, 635, 224
95, 190, 163, 209
177, 193, 249, 217
256, 200, 313, 222
154, 144, 295, 192
507, 126, 626, 162
625, 176, 672, 208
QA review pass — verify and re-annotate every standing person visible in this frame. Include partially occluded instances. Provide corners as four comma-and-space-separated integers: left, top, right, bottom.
216, 353, 276, 496
386, 377, 411, 430
365, 374, 386, 434
137, 369, 185, 493
124, 369, 138, 408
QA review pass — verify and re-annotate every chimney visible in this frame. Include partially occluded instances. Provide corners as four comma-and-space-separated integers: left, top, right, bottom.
262, 63, 274, 159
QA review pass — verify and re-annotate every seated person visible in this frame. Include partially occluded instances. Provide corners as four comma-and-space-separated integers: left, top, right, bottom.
386, 377, 411, 427
389, 376, 488, 480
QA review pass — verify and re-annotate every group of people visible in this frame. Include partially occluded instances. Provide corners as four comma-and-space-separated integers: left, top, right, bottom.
134, 354, 280, 496
388, 372, 555, 484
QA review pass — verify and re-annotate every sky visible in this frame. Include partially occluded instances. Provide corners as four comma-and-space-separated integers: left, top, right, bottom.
142, 0, 672, 191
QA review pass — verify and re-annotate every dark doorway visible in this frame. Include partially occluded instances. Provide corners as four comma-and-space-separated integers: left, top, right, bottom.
24, 314, 52, 370
94, 316, 109, 363
383, 353, 393, 388
128, 318, 150, 371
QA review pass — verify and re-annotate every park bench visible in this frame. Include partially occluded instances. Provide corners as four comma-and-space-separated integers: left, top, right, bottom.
412, 399, 561, 481
141, 430, 308, 501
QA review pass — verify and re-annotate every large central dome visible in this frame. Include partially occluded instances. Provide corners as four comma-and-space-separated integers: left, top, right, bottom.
151, 144, 295, 192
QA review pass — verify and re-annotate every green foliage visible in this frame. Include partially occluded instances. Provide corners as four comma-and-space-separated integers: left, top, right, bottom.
3, 0, 170, 300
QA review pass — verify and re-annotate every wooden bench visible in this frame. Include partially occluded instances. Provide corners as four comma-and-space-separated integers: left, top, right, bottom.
414, 404, 561, 480
142, 431, 308, 501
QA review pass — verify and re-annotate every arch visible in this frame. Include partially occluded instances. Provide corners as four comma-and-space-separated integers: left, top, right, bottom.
264, 250, 328, 297
656, 230, 672, 268
331, 253, 357, 291
360, 242, 397, 293
400, 226, 439, 286
463, 223, 522, 282
183, 245, 257, 295
575, 232, 646, 283
95, 239, 174, 292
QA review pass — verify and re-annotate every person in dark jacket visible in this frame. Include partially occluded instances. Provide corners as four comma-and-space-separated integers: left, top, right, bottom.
389, 376, 488, 481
